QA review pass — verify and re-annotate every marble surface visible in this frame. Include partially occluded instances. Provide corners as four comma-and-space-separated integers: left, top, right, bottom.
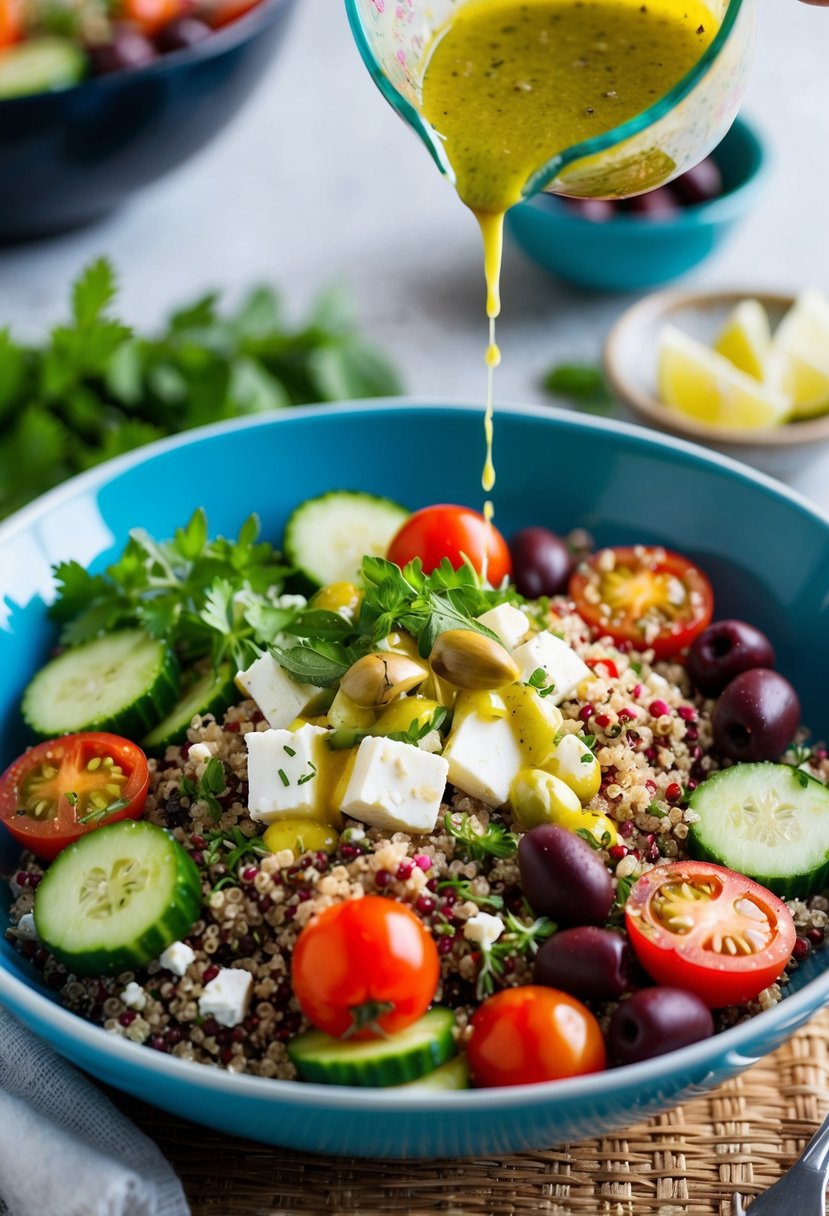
0, 0, 828, 503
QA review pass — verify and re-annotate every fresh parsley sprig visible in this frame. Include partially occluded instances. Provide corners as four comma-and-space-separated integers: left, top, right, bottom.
436, 876, 504, 911
474, 912, 556, 998
181, 757, 229, 823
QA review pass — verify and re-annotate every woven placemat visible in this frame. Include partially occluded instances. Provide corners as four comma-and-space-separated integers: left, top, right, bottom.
111, 1008, 829, 1216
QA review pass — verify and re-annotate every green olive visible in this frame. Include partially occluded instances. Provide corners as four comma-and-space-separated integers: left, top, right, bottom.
509, 768, 583, 831
263, 818, 339, 857
311, 582, 363, 619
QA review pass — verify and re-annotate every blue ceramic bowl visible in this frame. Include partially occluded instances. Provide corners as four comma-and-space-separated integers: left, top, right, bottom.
506, 117, 767, 292
0, 0, 296, 243
1, 401, 828, 1159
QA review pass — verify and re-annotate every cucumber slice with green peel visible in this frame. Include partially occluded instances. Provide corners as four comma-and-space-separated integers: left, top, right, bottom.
395, 1054, 470, 1091
284, 491, 409, 588
23, 630, 179, 740
288, 1008, 456, 1087
0, 38, 86, 99
142, 663, 236, 752
34, 820, 202, 976
688, 762, 829, 898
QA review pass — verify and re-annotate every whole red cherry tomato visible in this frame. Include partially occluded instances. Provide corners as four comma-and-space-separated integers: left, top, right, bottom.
387, 505, 512, 585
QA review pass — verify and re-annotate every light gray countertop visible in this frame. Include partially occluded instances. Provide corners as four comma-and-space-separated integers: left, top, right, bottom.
1, 0, 828, 504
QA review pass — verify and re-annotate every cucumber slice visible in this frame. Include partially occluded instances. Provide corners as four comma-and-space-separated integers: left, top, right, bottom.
288, 1007, 456, 1087
142, 663, 236, 752
23, 630, 180, 740
395, 1054, 470, 1091
688, 762, 829, 897
34, 820, 202, 976
284, 491, 408, 588
0, 38, 86, 99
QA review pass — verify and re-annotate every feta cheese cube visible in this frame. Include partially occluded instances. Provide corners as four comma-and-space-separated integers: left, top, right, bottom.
198, 968, 253, 1028
246, 724, 328, 824
121, 982, 147, 1011
442, 711, 524, 807
187, 742, 215, 764
159, 940, 196, 977
235, 652, 318, 729
464, 912, 504, 948
15, 913, 37, 941
476, 603, 530, 650
512, 632, 591, 706
338, 736, 449, 834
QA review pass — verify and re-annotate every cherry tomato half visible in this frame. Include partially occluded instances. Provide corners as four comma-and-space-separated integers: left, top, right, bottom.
569, 545, 713, 659
386, 505, 512, 585
467, 986, 606, 1088
291, 895, 440, 1039
625, 860, 796, 1008
0, 0, 23, 47
0, 733, 149, 862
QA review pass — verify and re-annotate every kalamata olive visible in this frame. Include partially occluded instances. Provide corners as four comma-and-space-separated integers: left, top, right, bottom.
687, 619, 776, 696
626, 185, 682, 217
508, 527, 571, 598
534, 926, 631, 1001
674, 157, 723, 205
608, 987, 714, 1065
564, 197, 617, 222
90, 26, 157, 73
518, 825, 614, 925
713, 668, 801, 762
156, 15, 211, 50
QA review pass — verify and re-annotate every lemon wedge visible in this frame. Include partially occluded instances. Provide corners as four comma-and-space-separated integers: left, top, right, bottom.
657, 326, 791, 430
713, 299, 771, 380
766, 290, 829, 419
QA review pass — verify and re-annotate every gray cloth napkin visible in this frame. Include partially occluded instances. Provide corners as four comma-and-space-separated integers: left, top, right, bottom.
0, 1007, 190, 1216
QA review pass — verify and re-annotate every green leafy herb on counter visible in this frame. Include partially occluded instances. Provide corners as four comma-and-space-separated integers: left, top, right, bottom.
0, 259, 402, 520
543, 362, 614, 414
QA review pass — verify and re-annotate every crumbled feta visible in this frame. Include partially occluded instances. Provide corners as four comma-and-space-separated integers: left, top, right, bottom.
198, 968, 253, 1028
246, 724, 328, 823
159, 940, 196, 977
15, 913, 37, 941
337, 736, 449, 834
442, 712, 524, 807
512, 631, 592, 706
187, 742, 215, 764
235, 652, 319, 729
476, 603, 530, 650
417, 729, 443, 754
121, 982, 147, 1011
464, 912, 505, 949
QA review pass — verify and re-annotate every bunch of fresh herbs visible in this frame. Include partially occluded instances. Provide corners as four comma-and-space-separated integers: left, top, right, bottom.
0, 259, 401, 519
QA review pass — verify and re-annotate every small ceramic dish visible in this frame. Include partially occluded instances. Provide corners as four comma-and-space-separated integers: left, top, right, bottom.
605, 289, 829, 449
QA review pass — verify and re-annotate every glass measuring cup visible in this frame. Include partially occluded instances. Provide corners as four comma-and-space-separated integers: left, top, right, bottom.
344, 0, 756, 200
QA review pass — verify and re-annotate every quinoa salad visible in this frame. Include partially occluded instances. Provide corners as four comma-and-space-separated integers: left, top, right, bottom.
3, 492, 828, 1091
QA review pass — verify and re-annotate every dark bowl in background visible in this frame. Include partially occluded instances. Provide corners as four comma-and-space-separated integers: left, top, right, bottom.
0, 0, 297, 243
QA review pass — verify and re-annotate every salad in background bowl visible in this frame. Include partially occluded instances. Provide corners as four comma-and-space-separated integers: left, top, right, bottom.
1, 402, 829, 1158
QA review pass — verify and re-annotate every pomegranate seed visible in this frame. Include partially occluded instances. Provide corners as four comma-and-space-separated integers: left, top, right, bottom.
685, 726, 699, 742
620, 820, 634, 838
374, 869, 393, 889
649, 699, 670, 718
792, 938, 812, 962
618, 708, 637, 722
14, 872, 29, 888
119, 1011, 137, 1027
149, 1035, 169, 1053
191, 850, 204, 866
677, 706, 697, 722
645, 746, 657, 763
202, 1017, 220, 1036
340, 844, 358, 860
594, 713, 611, 729
167, 1028, 184, 1046
241, 867, 258, 882
232, 1026, 247, 1043
283, 906, 296, 921
441, 890, 457, 907
396, 859, 414, 880
645, 842, 660, 863
416, 894, 436, 914
414, 854, 432, 872
251, 710, 264, 724
806, 927, 825, 945
438, 936, 454, 955
180, 743, 191, 760
666, 782, 682, 803
578, 705, 594, 723
502, 956, 516, 975
686, 779, 698, 791
632, 684, 643, 699
203, 965, 220, 984
608, 845, 629, 862
313, 852, 329, 871
224, 720, 240, 733
426, 877, 438, 893
645, 779, 657, 795
221, 1048, 235, 1066
190, 834, 206, 849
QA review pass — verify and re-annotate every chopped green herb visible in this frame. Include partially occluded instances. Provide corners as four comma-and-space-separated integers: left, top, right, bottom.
283, 745, 296, 758
65, 791, 78, 807
436, 877, 504, 911
181, 757, 228, 822
297, 761, 318, 786
387, 707, 448, 745
444, 811, 518, 862
277, 768, 290, 788
77, 796, 131, 825
575, 827, 612, 851
474, 912, 556, 998
525, 666, 556, 698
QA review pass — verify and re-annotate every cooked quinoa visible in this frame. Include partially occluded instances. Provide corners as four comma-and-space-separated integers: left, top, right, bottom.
6, 597, 828, 1078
